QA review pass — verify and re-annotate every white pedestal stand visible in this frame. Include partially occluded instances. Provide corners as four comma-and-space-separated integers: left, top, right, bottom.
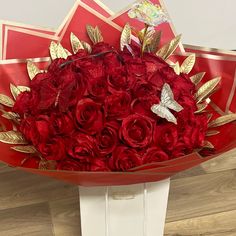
79, 178, 170, 236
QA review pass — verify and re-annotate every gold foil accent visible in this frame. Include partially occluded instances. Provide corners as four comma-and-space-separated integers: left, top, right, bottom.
195, 77, 221, 103
120, 23, 132, 51
206, 130, 220, 136
208, 114, 236, 128
156, 34, 181, 60
0, 94, 14, 107
11, 145, 37, 154
0, 131, 27, 144
27, 60, 41, 80
190, 72, 206, 85
70, 32, 84, 54
57, 43, 69, 59
180, 54, 196, 74
151, 83, 183, 124
86, 24, 103, 44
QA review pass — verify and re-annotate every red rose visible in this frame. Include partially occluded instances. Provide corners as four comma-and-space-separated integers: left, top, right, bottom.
47, 58, 66, 72
37, 138, 66, 161
76, 98, 103, 135
91, 158, 110, 171
182, 114, 208, 150
154, 123, 179, 152
131, 95, 160, 118
125, 57, 146, 78
143, 53, 168, 75
109, 146, 142, 171
131, 79, 155, 98
120, 114, 153, 148
57, 158, 89, 171
13, 91, 39, 116
51, 112, 74, 135
104, 91, 131, 119
67, 134, 96, 162
88, 77, 108, 100
143, 147, 169, 164
96, 122, 119, 155
19, 115, 52, 145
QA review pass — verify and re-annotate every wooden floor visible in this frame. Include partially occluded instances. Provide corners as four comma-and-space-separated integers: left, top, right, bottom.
0, 149, 236, 236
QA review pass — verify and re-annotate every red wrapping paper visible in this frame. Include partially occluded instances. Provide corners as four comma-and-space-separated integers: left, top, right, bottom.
0, 1, 236, 186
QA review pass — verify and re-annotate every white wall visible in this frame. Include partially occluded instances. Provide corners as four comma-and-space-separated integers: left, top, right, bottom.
0, 0, 235, 49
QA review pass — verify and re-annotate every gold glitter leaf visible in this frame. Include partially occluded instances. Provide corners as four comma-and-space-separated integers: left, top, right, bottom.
11, 145, 37, 154
86, 25, 103, 44
49, 41, 58, 60
70, 32, 84, 54
180, 54, 196, 74
120, 23, 131, 51
147, 30, 162, 52
190, 72, 206, 85
81, 41, 92, 53
195, 77, 221, 103
27, 61, 41, 80
1, 111, 19, 121
206, 130, 220, 136
170, 62, 180, 75
208, 114, 236, 128
10, 84, 20, 100
0, 94, 14, 107
17, 86, 30, 93
156, 34, 181, 60
0, 131, 28, 144
194, 102, 208, 114
57, 43, 68, 59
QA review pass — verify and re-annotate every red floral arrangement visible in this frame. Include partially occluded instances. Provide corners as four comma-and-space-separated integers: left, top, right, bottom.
0, 0, 236, 185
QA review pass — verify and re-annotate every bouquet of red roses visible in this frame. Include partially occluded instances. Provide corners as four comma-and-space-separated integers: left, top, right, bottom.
0, 0, 236, 186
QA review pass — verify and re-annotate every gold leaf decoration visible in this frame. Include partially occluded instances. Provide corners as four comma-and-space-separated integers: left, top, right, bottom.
64, 48, 72, 56
1, 111, 19, 121
81, 41, 92, 53
194, 102, 208, 114
11, 145, 37, 154
206, 130, 220, 136
10, 84, 20, 100
156, 34, 182, 60
0, 131, 28, 144
17, 86, 30, 93
195, 77, 221, 103
120, 23, 131, 51
70, 32, 84, 54
190, 72, 206, 85
57, 43, 68, 59
49, 41, 58, 60
208, 114, 236, 128
27, 60, 41, 80
207, 113, 213, 122
86, 25, 103, 44
147, 30, 162, 52
180, 54, 196, 74
170, 62, 180, 75
39, 160, 57, 170
203, 140, 215, 149
0, 94, 15, 107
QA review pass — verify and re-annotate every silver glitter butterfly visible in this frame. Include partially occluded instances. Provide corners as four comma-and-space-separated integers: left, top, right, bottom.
151, 83, 183, 124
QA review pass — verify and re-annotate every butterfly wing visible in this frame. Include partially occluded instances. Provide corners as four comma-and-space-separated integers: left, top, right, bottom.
161, 83, 183, 112
151, 103, 177, 124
